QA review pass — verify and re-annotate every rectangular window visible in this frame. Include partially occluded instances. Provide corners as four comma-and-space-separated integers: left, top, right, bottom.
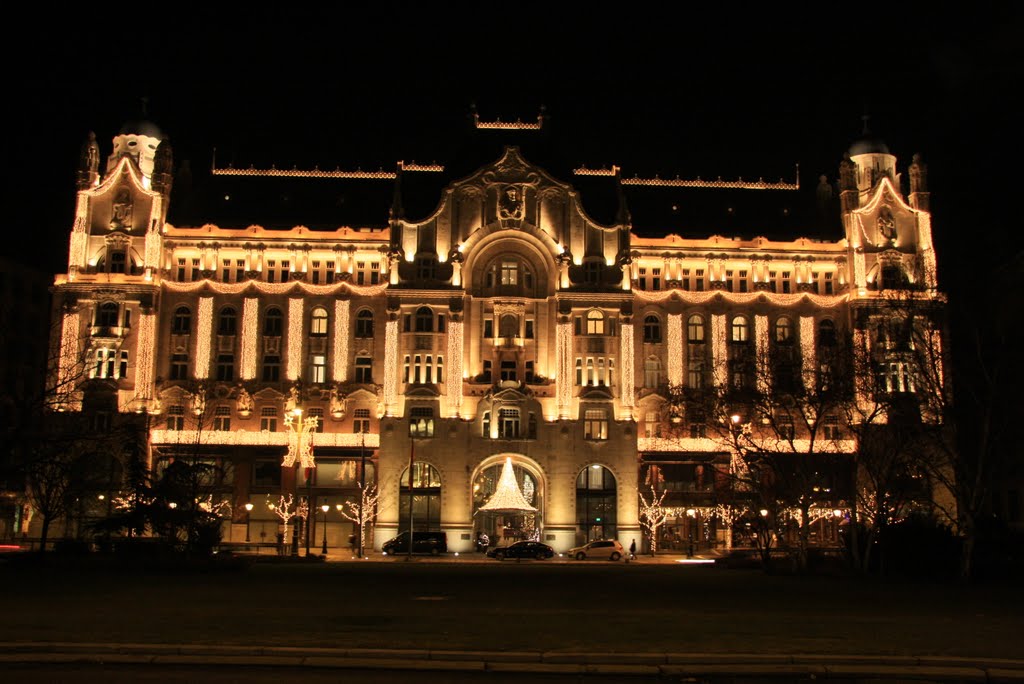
437, 314, 446, 333
311, 354, 326, 384
409, 407, 434, 438
252, 460, 281, 487
308, 407, 324, 433
236, 259, 246, 281
500, 360, 517, 381
166, 405, 185, 431
262, 355, 280, 382
355, 357, 373, 383
216, 354, 234, 381
584, 409, 608, 440
119, 350, 129, 378
353, 408, 371, 434
823, 416, 840, 440
739, 270, 748, 293
191, 258, 201, 282
260, 406, 278, 432
222, 259, 231, 281
170, 354, 188, 380
484, 319, 494, 338
825, 272, 834, 295
695, 269, 705, 292
177, 258, 186, 281
213, 406, 231, 431
525, 319, 535, 339
782, 271, 792, 294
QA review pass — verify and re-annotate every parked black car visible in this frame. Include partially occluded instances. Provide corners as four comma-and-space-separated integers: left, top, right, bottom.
486, 540, 555, 561
381, 531, 447, 555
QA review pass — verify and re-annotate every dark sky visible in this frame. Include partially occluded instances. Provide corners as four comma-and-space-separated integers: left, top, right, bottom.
7, 6, 1020, 293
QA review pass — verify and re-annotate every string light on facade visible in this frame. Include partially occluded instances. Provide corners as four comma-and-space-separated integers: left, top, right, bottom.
286, 298, 303, 381
755, 315, 769, 394
162, 279, 389, 298
667, 314, 683, 387
240, 297, 258, 379
332, 299, 349, 383
56, 310, 82, 408
151, 429, 380, 448
620, 323, 634, 411
383, 319, 398, 415
711, 314, 727, 387
800, 316, 816, 390
194, 297, 213, 379
556, 320, 572, 419
446, 320, 464, 416
632, 288, 848, 309
620, 174, 799, 191
136, 312, 156, 400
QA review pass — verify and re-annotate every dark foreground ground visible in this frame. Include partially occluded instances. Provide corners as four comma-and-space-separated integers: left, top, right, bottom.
2, 556, 1022, 660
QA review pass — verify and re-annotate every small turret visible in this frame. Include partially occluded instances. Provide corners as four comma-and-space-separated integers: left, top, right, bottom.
106, 119, 166, 184
151, 140, 174, 197
77, 131, 100, 190
847, 117, 899, 206
908, 153, 929, 211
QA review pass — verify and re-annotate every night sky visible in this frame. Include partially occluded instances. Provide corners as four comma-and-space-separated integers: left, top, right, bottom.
8, 6, 1020, 297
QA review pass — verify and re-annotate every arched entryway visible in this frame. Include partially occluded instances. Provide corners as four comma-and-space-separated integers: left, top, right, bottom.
398, 462, 442, 532
471, 455, 545, 547
576, 464, 618, 545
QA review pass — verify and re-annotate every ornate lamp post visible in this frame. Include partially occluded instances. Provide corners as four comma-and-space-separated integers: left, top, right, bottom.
283, 407, 318, 557
321, 502, 330, 555
244, 502, 253, 543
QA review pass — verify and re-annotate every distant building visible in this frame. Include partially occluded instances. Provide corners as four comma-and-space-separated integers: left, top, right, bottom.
35, 117, 952, 553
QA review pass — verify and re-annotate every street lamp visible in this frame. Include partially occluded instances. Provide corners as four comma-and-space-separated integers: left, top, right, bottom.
244, 502, 254, 543
284, 407, 318, 557
321, 502, 330, 555
686, 508, 696, 558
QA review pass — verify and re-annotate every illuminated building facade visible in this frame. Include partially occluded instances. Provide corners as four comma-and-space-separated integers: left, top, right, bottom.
43, 119, 949, 553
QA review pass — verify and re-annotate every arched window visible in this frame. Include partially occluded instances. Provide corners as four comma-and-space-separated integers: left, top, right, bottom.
172, 306, 191, 334
576, 465, 618, 545
774, 316, 793, 343
818, 319, 837, 347
399, 462, 442, 532
95, 302, 119, 328
586, 310, 605, 335
730, 316, 749, 343
687, 315, 705, 343
355, 309, 374, 338
310, 307, 328, 336
643, 315, 661, 343
415, 306, 434, 333
499, 314, 519, 338
217, 307, 237, 336
264, 307, 283, 336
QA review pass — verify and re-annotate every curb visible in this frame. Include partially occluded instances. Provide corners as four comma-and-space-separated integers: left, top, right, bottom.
2, 644, 1023, 680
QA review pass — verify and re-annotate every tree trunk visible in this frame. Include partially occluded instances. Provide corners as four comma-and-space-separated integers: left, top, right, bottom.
39, 516, 51, 553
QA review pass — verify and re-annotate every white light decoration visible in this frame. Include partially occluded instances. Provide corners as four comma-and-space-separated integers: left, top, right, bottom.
853, 251, 867, 290
240, 298, 258, 379
667, 314, 683, 387
556, 320, 572, 418
619, 174, 799, 191
620, 322, 634, 411
711, 314, 727, 387
194, 297, 213, 379
853, 328, 872, 415
151, 429, 380, 447
56, 310, 81, 406
162, 279, 389, 298
638, 437, 721, 452
800, 316, 816, 391
478, 457, 537, 512
211, 161, 443, 179
755, 315, 769, 394
333, 299, 349, 382
69, 213, 88, 270
283, 410, 318, 468
632, 288, 849, 309
286, 298, 304, 381
446, 320, 464, 416
383, 319, 398, 415
135, 312, 156, 400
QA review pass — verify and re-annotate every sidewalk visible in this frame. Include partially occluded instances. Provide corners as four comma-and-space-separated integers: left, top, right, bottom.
3, 643, 1023, 681
270, 549, 717, 564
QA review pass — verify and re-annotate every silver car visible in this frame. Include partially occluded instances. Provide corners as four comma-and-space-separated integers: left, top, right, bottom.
568, 539, 624, 561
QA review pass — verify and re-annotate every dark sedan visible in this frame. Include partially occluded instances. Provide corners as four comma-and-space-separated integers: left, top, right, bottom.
486, 540, 555, 561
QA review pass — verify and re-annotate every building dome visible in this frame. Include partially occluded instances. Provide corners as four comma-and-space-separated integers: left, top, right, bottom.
848, 135, 889, 156
118, 119, 166, 141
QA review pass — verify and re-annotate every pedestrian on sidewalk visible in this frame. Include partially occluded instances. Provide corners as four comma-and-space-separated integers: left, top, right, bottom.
629, 539, 636, 560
